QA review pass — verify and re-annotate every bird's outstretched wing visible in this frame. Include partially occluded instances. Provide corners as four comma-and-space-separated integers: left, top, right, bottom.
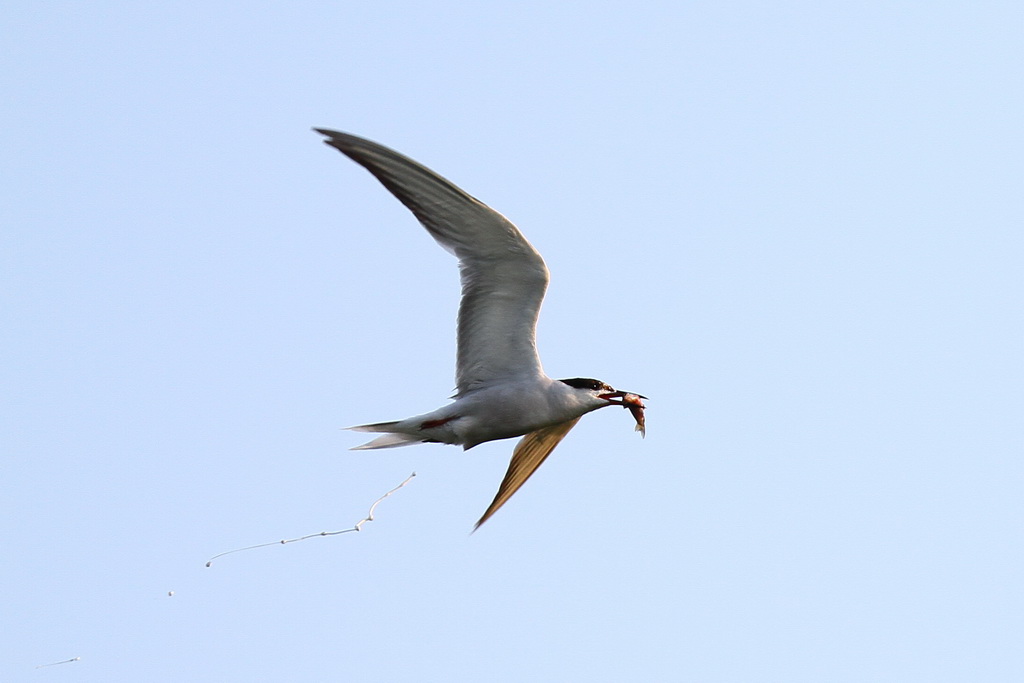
316, 130, 549, 396
474, 417, 582, 530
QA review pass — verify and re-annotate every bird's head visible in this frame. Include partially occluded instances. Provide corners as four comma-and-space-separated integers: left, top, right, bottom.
558, 377, 647, 436
558, 377, 647, 409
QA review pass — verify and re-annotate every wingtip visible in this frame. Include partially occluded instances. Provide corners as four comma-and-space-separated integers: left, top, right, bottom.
315, 128, 360, 150
313, 127, 344, 148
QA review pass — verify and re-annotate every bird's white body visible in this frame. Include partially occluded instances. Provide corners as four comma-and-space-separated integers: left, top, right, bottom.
351, 377, 611, 450
315, 129, 645, 527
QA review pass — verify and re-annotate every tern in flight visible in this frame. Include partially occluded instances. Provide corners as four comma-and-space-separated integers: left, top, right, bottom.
315, 130, 646, 529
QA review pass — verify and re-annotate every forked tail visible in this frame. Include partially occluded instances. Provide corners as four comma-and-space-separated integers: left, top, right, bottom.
348, 421, 428, 450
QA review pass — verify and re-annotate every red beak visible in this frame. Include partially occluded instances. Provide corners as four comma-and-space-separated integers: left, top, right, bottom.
598, 390, 648, 405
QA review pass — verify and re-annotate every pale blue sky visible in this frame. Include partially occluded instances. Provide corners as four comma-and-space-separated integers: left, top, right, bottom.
3, 2, 1022, 680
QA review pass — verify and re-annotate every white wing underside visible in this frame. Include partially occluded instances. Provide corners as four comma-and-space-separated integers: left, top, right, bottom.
316, 130, 550, 396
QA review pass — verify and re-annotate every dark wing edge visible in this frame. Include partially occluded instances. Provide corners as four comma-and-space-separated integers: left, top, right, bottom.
315, 128, 550, 395
314, 128, 502, 256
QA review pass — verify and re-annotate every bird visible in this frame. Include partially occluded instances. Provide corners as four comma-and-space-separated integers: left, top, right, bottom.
315, 129, 646, 529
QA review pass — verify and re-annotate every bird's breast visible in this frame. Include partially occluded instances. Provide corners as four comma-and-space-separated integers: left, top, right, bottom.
452, 380, 588, 448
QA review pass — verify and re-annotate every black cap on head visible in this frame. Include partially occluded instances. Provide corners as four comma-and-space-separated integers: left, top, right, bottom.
559, 378, 606, 391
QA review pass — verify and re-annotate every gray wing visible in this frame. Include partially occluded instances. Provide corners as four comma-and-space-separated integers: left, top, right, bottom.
316, 130, 549, 395
473, 417, 582, 530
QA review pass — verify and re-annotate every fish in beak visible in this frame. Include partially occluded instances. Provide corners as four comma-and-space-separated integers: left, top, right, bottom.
598, 389, 647, 437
